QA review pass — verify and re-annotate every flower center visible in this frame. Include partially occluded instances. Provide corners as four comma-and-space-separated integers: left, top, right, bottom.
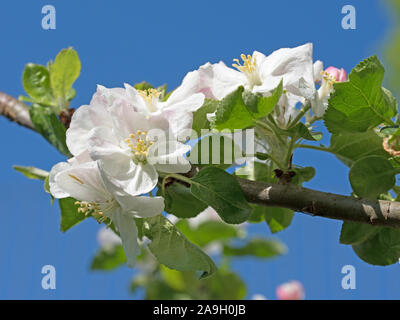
321, 70, 337, 84
124, 130, 154, 163
138, 88, 161, 113
232, 54, 262, 88
75, 199, 115, 223
318, 71, 337, 99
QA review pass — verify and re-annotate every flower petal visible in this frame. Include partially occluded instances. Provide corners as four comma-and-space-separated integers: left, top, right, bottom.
116, 195, 164, 218
54, 161, 110, 202
66, 101, 112, 156
147, 140, 191, 173
211, 62, 245, 99
99, 160, 158, 196
110, 208, 140, 268
49, 162, 71, 199
256, 43, 315, 96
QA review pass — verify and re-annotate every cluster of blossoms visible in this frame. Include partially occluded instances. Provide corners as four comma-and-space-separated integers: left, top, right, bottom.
49, 43, 347, 266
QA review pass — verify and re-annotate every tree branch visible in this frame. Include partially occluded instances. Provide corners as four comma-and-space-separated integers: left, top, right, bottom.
0, 91, 34, 130
237, 177, 400, 228
1, 91, 399, 228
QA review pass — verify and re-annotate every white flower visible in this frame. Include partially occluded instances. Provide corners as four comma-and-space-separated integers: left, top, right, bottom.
197, 43, 316, 100
311, 65, 348, 117
97, 70, 205, 138
66, 92, 192, 197
49, 154, 164, 267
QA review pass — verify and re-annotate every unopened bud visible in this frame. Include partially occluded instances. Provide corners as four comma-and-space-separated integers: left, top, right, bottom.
276, 280, 305, 300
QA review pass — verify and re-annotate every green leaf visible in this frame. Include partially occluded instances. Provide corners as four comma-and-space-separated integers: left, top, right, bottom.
380, 126, 399, 136
189, 134, 242, 169
29, 104, 71, 156
291, 166, 316, 185
160, 266, 246, 299
49, 48, 81, 108
330, 131, 388, 167
59, 197, 87, 232
159, 182, 207, 219
13, 165, 48, 180
340, 221, 379, 245
190, 167, 252, 224
192, 99, 219, 136
177, 220, 240, 247
264, 207, 294, 233
324, 56, 396, 133
352, 227, 400, 265
213, 87, 255, 130
285, 122, 318, 141
349, 155, 397, 198
142, 215, 217, 278
244, 80, 283, 119
247, 205, 266, 223
223, 238, 287, 258
213, 83, 282, 131
202, 268, 246, 299
133, 81, 154, 90
22, 64, 54, 105
91, 245, 127, 271
234, 161, 275, 182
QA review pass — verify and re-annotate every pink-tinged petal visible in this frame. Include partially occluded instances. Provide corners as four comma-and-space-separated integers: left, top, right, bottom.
197, 62, 219, 99
325, 66, 348, 82
166, 70, 205, 107
338, 68, 348, 82
96, 85, 129, 106
66, 101, 113, 156
276, 281, 305, 300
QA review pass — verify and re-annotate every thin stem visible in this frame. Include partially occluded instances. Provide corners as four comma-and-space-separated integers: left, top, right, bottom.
294, 143, 331, 153
266, 153, 286, 170
287, 102, 311, 129
162, 173, 194, 186
255, 119, 285, 145
284, 138, 294, 169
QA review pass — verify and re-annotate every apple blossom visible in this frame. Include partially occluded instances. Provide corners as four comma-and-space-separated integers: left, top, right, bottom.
195, 43, 316, 100
66, 91, 192, 197
312, 65, 348, 117
49, 154, 164, 267
95, 69, 205, 138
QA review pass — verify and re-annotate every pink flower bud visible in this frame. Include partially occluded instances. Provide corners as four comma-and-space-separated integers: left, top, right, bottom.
324, 66, 348, 82
276, 281, 305, 300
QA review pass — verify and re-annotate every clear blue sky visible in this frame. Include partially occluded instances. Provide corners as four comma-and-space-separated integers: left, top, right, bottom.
0, 0, 397, 299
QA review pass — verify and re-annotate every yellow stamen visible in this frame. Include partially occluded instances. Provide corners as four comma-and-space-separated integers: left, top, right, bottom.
68, 174, 84, 184
125, 130, 154, 162
232, 53, 257, 73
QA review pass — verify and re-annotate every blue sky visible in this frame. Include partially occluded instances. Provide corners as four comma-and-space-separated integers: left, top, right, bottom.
0, 0, 397, 299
